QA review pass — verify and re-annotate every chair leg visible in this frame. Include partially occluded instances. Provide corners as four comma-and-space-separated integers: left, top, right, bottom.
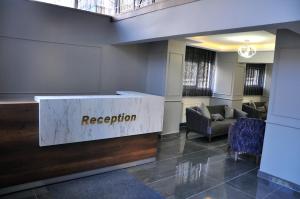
186, 129, 189, 139
234, 152, 238, 162
227, 145, 231, 152
208, 135, 212, 142
256, 155, 260, 165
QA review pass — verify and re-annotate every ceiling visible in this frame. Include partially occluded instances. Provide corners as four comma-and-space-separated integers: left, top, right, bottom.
186, 31, 276, 52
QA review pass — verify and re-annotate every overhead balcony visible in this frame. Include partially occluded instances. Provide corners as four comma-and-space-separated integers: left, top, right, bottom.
33, 0, 199, 20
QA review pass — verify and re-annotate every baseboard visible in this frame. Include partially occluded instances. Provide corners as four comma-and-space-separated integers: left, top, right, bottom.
180, 122, 186, 127
0, 157, 156, 196
258, 170, 300, 192
159, 132, 180, 139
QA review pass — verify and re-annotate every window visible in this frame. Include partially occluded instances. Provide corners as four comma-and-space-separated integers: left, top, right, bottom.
116, 0, 155, 14
183, 46, 216, 96
33, 0, 156, 16
34, 0, 75, 8
77, 0, 115, 16
244, 64, 266, 95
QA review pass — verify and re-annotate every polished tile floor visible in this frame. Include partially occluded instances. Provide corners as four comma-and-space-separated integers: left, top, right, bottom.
2, 132, 300, 199
128, 132, 300, 199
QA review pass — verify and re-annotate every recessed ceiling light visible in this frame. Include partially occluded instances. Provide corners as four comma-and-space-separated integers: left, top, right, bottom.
225, 35, 266, 43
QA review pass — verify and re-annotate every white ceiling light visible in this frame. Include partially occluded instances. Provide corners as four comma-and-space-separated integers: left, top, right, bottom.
238, 41, 256, 58
186, 31, 275, 52
226, 35, 267, 43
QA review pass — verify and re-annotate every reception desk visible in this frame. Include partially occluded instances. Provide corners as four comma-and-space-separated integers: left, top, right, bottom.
0, 91, 164, 194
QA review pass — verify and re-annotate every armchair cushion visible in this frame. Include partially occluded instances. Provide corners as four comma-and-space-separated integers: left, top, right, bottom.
207, 105, 226, 118
211, 119, 236, 135
225, 105, 234, 119
211, 113, 224, 121
200, 105, 211, 119
234, 109, 248, 119
256, 106, 266, 112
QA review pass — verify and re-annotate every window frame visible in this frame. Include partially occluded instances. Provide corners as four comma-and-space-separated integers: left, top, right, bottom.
182, 46, 216, 97
243, 64, 266, 96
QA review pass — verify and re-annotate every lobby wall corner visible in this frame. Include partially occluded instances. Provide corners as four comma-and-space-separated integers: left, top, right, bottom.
260, 29, 300, 186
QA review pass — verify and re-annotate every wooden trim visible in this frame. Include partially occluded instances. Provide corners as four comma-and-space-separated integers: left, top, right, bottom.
0, 103, 158, 188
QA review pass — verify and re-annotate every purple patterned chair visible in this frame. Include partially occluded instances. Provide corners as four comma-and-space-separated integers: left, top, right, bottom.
228, 118, 266, 164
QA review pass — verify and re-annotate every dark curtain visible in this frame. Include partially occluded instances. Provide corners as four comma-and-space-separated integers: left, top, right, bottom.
182, 46, 216, 96
244, 64, 266, 95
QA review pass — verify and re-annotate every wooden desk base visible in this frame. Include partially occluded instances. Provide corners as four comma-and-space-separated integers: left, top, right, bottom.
0, 103, 158, 192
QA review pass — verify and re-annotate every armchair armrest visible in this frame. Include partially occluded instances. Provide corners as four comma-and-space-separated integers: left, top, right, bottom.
198, 114, 211, 134
234, 109, 248, 119
186, 108, 211, 134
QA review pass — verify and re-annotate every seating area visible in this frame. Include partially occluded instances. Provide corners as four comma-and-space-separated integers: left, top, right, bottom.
186, 104, 266, 164
2, 1, 300, 198
186, 105, 247, 142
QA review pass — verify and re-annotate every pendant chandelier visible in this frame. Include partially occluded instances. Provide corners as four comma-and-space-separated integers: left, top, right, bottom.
238, 40, 256, 58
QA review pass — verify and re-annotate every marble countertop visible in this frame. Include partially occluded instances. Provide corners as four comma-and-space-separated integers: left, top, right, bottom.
36, 90, 164, 146
0, 100, 37, 105
34, 91, 161, 103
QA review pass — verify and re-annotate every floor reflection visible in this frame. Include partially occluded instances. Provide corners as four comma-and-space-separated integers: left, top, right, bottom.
147, 132, 297, 199
176, 161, 205, 184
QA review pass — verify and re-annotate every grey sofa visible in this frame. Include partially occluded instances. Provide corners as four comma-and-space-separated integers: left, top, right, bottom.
186, 105, 247, 142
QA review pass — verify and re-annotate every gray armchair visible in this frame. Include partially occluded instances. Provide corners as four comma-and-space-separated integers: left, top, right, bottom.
242, 102, 267, 120
186, 105, 247, 142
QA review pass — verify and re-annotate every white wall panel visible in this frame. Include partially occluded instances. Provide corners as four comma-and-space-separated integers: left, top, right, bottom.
260, 29, 300, 186
165, 53, 184, 100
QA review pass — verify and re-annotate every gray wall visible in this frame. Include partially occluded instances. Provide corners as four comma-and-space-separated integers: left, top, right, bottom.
0, 0, 115, 45
145, 41, 168, 96
263, 64, 273, 98
100, 45, 148, 94
114, 0, 300, 43
145, 40, 186, 135
260, 29, 300, 186
0, 0, 149, 99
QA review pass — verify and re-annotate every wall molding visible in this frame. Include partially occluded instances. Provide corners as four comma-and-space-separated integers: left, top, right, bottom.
266, 121, 300, 130
211, 94, 243, 101
0, 35, 103, 48
258, 170, 300, 193
267, 47, 300, 129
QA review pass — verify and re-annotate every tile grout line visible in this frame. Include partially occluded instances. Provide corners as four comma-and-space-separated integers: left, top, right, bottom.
223, 167, 259, 183
226, 168, 282, 199
226, 182, 257, 199
145, 175, 175, 186
184, 167, 259, 199
261, 185, 282, 199
33, 190, 39, 199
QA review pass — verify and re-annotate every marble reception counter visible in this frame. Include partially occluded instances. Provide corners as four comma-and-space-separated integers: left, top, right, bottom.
0, 91, 164, 194
35, 91, 164, 146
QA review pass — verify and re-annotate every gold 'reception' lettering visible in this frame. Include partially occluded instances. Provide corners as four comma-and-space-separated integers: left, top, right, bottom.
81, 113, 137, 125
